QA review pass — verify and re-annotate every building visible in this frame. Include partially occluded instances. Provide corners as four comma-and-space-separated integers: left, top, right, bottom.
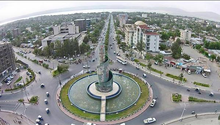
74, 19, 88, 32
180, 29, 191, 41
42, 22, 81, 48
53, 22, 79, 35
133, 21, 160, 52
124, 24, 135, 46
118, 14, 128, 27
0, 42, 16, 77
142, 14, 148, 18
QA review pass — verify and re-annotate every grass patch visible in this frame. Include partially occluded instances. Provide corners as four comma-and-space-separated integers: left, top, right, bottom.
18, 99, 24, 103
106, 72, 149, 120
29, 96, 39, 104
188, 97, 215, 103
140, 62, 146, 67
193, 82, 210, 87
60, 72, 149, 121
166, 73, 187, 82
150, 67, 163, 74
134, 59, 140, 63
14, 76, 22, 83
172, 93, 182, 102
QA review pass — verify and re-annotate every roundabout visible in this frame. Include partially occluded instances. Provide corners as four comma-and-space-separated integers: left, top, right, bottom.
59, 71, 151, 123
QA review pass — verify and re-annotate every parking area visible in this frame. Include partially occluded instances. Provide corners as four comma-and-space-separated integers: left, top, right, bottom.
0, 69, 31, 93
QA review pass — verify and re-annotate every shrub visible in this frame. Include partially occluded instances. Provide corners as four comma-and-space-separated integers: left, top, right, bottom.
150, 67, 163, 74
172, 93, 182, 102
140, 62, 146, 67
188, 97, 215, 102
18, 99, 24, 103
166, 73, 187, 82
14, 76, 22, 83
29, 96, 39, 104
193, 82, 210, 87
134, 59, 139, 63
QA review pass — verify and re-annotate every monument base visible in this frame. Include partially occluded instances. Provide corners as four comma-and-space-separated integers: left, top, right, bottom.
87, 81, 122, 100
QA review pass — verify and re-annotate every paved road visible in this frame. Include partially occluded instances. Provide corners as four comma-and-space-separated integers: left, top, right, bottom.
1, 14, 220, 125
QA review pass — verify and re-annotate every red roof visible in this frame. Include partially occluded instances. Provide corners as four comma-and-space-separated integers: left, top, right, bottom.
138, 25, 150, 29
145, 32, 159, 35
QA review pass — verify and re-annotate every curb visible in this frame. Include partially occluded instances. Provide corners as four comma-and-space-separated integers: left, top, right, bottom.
0, 109, 35, 124
164, 112, 220, 125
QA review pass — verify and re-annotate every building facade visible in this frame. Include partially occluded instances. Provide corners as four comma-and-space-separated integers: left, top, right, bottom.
0, 42, 16, 77
125, 21, 160, 52
180, 29, 191, 41
53, 22, 79, 35
74, 19, 87, 32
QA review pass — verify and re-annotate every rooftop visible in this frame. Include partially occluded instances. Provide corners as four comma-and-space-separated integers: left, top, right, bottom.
134, 21, 146, 26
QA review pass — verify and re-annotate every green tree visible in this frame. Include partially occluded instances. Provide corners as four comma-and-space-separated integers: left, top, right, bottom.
210, 54, 216, 61
182, 53, 190, 60
159, 44, 167, 50
83, 35, 89, 44
136, 40, 145, 54
154, 54, 164, 65
171, 41, 182, 59
147, 61, 152, 72
145, 53, 153, 61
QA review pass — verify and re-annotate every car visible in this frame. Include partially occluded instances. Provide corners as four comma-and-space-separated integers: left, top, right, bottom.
36, 119, 41, 124
7, 81, 12, 86
38, 115, 43, 121
191, 111, 195, 114
136, 67, 140, 70
41, 83, 45, 88
198, 90, 201, 94
83, 65, 90, 69
114, 51, 116, 54
46, 108, 50, 114
44, 99, 48, 104
187, 88, 190, 92
150, 99, 157, 107
195, 88, 199, 91
38, 71, 41, 74
0, 94, 2, 97
16, 82, 24, 87
143, 117, 156, 124
45, 123, 49, 125
77, 54, 80, 57
143, 73, 147, 78
117, 53, 120, 56
120, 123, 125, 125
46, 92, 49, 97
154, 61, 158, 65
209, 92, 214, 96
92, 59, 95, 62
26, 72, 31, 76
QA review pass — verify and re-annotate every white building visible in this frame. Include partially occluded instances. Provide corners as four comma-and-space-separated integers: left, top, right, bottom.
124, 21, 160, 52
53, 22, 79, 35
142, 14, 148, 18
42, 22, 80, 48
180, 29, 191, 41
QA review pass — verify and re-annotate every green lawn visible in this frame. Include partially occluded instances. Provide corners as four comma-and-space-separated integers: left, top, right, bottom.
60, 72, 149, 121
14, 76, 22, 83
172, 93, 182, 102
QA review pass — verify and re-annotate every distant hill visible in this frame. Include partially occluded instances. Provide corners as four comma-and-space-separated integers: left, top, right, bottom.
1, 6, 220, 25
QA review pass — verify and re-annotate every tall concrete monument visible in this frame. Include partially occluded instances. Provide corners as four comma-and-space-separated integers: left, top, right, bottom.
96, 38, 113, 92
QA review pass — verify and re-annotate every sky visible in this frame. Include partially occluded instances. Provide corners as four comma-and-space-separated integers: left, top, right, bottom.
0, 1, 220, 23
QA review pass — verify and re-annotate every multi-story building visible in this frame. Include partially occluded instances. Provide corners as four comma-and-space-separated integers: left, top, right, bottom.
124, 24, 135, 46
180, 29, 191, 41
42, 22, 80, 48
53, 22, 79, 35
118, 14, 128, 27
0, 42, 16, 77
125, 21, 160, 52
142, 14, 148, 18
74, 19, 88, 32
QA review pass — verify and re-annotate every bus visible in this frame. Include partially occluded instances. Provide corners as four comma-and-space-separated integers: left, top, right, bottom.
116, 56, 127, 65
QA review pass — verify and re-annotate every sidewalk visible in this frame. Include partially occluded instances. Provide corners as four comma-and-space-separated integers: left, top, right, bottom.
166, 113, 220, 125
0, 110, 34, 125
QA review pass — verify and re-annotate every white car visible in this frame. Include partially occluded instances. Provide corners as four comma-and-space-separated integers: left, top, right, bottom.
7, 81, 12, 86
83, 65, 90, 69
143, 117, 156, 124
150, 99, 157, 107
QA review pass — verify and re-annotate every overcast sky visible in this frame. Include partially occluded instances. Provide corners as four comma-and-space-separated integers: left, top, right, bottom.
0, 1, 220, 23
